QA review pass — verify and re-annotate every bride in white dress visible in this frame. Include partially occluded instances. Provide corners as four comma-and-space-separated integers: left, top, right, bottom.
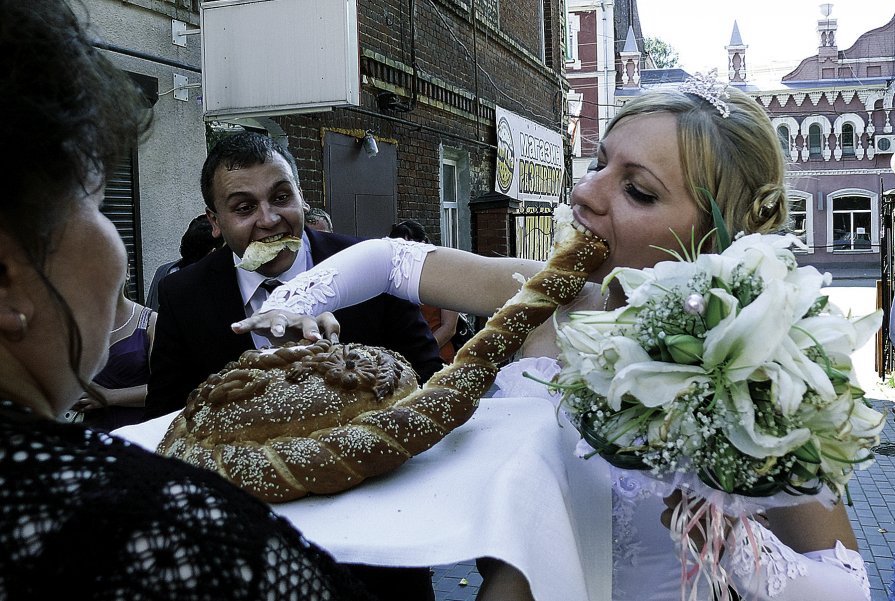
235, 81, 871, 600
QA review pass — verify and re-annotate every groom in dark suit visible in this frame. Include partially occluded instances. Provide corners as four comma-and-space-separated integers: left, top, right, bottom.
146, 132, 440, 601
146, 131, 442, 417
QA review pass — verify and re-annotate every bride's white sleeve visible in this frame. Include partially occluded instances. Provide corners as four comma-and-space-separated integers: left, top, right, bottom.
260, 238, 435, 315
723, 519, 871, 600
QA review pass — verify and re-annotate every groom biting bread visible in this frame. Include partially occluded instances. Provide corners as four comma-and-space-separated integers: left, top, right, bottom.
146, 132, 442, 421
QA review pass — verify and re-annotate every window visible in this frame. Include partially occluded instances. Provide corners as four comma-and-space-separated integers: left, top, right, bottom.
777, 125, 789, 153
566, 12, 580, 64
831, 196, 872, 252
841, 123, 855, 157
441, 158, 460, 249
808, 124, 822, 158
788, 196, 810, 251
568, 91, 583, 158
103, 151, 144, 302
477, 0, 498, 28
867, 65, 882, 77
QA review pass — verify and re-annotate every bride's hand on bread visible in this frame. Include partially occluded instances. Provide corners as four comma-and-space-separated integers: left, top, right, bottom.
231, 311, 341, 343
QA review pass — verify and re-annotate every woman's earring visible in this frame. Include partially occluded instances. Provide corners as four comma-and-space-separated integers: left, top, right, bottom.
3, 310, 27, 342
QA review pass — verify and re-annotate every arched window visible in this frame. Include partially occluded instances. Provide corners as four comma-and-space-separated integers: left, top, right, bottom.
841, 123, 855, 157
831, 196, 871, 251
808, 124, 822, 158
777, 125, 790, 152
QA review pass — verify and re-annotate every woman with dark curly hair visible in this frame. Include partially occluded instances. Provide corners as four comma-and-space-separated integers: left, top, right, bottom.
0, 2, 370, 598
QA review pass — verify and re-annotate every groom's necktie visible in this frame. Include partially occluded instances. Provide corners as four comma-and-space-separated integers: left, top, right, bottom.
259, 278, 283, 297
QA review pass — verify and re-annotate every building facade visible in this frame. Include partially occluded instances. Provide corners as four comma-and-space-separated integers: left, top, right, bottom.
262, 0, 570, 257
565, 0, 644, 182
756, 10, 895, 267
77, 0, 576, 296
571, 3, 895, 269
76, 0, 207, 300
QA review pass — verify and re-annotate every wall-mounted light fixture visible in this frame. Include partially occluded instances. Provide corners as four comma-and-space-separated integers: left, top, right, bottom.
363, 130, 379, 158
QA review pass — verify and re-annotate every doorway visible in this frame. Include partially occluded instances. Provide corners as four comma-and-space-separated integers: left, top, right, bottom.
323, 131, 397, 238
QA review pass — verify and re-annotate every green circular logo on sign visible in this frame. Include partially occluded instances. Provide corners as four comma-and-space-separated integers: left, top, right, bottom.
496, 117, 515, 193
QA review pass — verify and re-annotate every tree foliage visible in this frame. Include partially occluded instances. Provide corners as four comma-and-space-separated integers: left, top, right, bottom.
643, 37, 679, 69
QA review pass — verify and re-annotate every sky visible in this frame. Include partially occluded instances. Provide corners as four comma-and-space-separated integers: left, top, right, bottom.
635, 1, 895, 83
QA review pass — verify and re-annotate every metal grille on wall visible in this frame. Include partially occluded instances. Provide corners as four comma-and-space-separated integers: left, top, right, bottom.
509, 204, 554, 261
880, 188, 895, 378
101, 151, 144, 303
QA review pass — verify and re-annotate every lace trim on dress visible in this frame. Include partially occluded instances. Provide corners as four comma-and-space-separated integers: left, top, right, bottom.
611, 475, 649, 569
727, 522, 870, 599
726, 519, 808, 597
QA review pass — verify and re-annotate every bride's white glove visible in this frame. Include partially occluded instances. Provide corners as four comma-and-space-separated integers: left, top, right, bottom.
232, 238, 435, 339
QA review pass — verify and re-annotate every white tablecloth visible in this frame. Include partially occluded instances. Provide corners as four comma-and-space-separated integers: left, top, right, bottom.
115, 397, 612, 601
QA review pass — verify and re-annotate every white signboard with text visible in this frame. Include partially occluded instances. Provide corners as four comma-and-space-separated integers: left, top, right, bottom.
494, 105, 564, 203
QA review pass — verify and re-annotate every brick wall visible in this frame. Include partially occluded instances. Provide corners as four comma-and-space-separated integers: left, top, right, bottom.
278, 0, 565, 257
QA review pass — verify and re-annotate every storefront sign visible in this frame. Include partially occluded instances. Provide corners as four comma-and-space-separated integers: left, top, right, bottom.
494, 105, 564, 203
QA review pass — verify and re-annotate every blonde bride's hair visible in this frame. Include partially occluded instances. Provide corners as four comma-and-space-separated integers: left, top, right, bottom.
605, 86, 788, 244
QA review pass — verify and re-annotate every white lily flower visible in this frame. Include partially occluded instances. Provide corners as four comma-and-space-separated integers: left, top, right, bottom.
752, 362, 807, 416
723, 382, 811, 457
783, 265, 827, 320
703, 280, 794, 381
607, 362, 709, 410
773, 336, 835, 401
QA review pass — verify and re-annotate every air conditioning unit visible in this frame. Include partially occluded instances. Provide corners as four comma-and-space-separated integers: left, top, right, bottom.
874, 134, 895, 154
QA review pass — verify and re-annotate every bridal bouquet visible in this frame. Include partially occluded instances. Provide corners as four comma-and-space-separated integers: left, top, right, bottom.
553, 230, 884, 598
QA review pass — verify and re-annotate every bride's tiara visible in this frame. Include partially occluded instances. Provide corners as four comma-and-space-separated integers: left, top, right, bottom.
679, 69, 730, 118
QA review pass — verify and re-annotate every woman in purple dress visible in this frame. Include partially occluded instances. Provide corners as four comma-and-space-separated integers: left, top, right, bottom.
63, 284, 157, 430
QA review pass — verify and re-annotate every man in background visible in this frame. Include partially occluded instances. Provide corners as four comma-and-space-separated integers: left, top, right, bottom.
145, 214, 223, 310
305, 207, 333, 233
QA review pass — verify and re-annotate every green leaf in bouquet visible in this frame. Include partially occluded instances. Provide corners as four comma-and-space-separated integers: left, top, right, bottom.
784, 462, 824, 496
655, 339, 674, 363
792, 441, 821, 464
703, 292, 727, 329
738, 479, 786, 497
579, 423, 649, 470
652, 227, 715, 263
702, 189, 731, 252
811, 295, 829, 314
697, 467, 737, 495
699, 464, 801, 498
783, 478, 823, 496
821, 448, 876, 466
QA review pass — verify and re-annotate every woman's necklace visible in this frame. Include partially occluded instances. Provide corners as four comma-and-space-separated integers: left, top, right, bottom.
109, 302, 136, 335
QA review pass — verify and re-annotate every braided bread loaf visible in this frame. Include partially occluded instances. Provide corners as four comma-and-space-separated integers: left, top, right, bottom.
157, 212, 608, 503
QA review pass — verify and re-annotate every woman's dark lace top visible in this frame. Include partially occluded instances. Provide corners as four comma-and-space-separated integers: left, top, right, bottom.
0, 400, 371, 600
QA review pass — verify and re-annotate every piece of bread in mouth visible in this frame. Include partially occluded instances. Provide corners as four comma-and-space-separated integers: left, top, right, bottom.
237, 236, 303, 271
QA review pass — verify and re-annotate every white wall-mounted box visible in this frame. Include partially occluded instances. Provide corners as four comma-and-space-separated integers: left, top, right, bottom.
201, 0, 359, 120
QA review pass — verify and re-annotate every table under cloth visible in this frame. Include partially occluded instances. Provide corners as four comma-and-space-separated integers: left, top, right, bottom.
114, 396, 613, 601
